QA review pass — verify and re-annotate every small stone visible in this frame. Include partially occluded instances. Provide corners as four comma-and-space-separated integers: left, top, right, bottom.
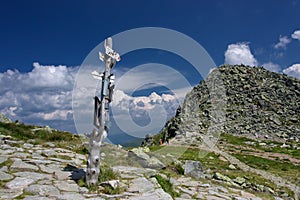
199, 183, 210, 188
100, 152, 106, 157
100, 180, 120, 189
219, 156, 228, 162
23, 143, 34, 149
234, 177, 246, 185
228, 164, 236, 170
44, 142, 55, 147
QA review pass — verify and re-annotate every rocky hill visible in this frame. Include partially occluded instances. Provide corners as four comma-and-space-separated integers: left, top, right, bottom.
159, 65, 300, 145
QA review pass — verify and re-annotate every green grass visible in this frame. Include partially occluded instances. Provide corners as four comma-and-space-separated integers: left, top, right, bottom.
98, 165, 120, 183
232, 154, 300, 182
102, 185, 123, 195
0, 121, 88, 155
220, 133, 256, 146
220, 132, 300, 159
149, 144, 295, 197
154, 174, 180, 198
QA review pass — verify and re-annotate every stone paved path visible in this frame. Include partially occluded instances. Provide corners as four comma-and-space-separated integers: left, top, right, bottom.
0, 136, 278, 200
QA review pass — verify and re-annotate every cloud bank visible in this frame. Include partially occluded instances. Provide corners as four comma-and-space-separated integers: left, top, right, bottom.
0, 63, 78, 131
0, 63, 185, 134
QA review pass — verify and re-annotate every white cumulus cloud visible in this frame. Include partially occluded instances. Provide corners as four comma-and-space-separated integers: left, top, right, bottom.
283, 64, 300, 79
292, 30, 300, 41
225, 43, 258, 66
274, 35, 291, 49
0, 63, 78, 131
262, 62, 281, 72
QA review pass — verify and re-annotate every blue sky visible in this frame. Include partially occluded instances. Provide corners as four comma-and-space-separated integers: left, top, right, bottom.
1, 0, 300, 144
1, 0, 299, 71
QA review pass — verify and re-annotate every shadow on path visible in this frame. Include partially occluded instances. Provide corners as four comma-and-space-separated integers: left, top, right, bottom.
63, 164, 86, 182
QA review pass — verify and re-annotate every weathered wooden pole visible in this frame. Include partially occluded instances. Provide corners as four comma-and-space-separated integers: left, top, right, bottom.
86, 37, 120, 186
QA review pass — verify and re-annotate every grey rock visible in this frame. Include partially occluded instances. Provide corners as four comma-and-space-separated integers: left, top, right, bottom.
25, 184, 60, 196
13, 171, 52, 181
54, 180, 79, 192
0, 188, 23, 199
12, 152, 30, 159
206, 195, 228, 200
0, 156, 7, 165
100, 180, 120, 190
112, 166, 157, 178
23, 143, 34, 149
178, 186, 195, 196
42, 149, 57, 157
10, 159, 39, 172
6, 177, 35, 189
228, 164, 236, 170
55, 192, 85, 200
128, 148, 165, 169
234, 177, 246, 185
0, 171, 13, 181
128, 177, 155, 193
44, 142, 56, 147
184, 160, 203, 179
23, 196, 54, 200
213, 172, 234, 184
129, 188, 173, 200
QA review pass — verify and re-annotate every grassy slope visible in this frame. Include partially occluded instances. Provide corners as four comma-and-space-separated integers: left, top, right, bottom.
0, 121, 88, 154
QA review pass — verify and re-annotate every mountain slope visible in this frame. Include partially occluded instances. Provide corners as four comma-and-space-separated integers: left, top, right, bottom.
160, 65, 300, 145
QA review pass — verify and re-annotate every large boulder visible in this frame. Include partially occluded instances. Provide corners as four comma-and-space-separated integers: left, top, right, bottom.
128, 148, 165, 169
183, 160, 203, 179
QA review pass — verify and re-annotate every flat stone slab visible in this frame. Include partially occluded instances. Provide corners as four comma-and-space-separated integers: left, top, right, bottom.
112, 166, 157, 178
25, 184, 60, 196
0, 171, 13, 181
0, 188, 23, 199
13, 171, 52, 181
5, 177, 35, 190
55, 192, 85, 200
10, 159, 39, 172
23, 196, 54, 200
54, 180, 79, 192
0, 156, 7, 165
128, 177, 155, 193
129, 188, 173, 200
